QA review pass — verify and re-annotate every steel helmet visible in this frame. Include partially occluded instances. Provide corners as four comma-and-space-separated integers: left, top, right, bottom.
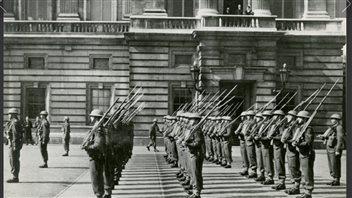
170, 116, 177, 120
330, 113, 342, 120
273, 110, 285, 116
189, 113, 201, 119
64, 116, 70, 121
89, 109, 104, 117
240, 111, 247, 117
8, 108, 19, 114
297, 111, 310, 119
255, 112, 263, 118
222, 116, 232, 121
40, 110, 48, 116
153, 118, 158, 122
262, 110, 272, 116
246, 110, 255, 116
287, 110, 297, 116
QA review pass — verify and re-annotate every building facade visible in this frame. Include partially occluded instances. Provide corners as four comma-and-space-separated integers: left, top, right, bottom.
3, 0, 346, 146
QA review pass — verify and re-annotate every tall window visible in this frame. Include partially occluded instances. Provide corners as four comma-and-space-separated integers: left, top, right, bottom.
25, 88, 46, 119
90, 0, 114, 21
25, 0, 50, 20
87, 84, 112, 124
167, 0, 194, 17
172, 87, 193, 113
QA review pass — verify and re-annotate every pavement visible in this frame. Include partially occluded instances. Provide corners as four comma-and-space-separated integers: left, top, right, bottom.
3, 144, 347, 198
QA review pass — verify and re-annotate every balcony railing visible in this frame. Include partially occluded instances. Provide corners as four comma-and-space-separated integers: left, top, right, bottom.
4, 21, 130, 33
201, 15, 277, 29
276, 18, 342, 32
130, 16, 199, 30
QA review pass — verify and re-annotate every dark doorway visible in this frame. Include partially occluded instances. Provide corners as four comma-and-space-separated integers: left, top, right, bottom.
223, 0, 244, 14
219, 81, 255, 145
25, 88, 46, 119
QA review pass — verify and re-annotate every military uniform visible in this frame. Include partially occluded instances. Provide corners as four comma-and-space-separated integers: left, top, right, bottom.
252, 113, 265, 181
6, 108, 23, 183
62, 117, 70, 156
103, 123, 114, 197
221, 116, 233, 168
234, 112, 249, 175
23, 119, 33, 145
147, 120, 161, 151
243, 111, 257, 177
38, 111, 50, 168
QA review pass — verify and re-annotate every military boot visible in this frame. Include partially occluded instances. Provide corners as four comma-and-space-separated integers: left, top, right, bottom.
286, 187, 300, 195
248, 172, 257, 178
262, 179, 274, 185
6, 178, 19, 183
224, 164, 232, 168
272, 183, 286, 190
296, 193, 311, 198
255, 175, 265, 182
39, 163, 48, 168
240, 170, 248, 176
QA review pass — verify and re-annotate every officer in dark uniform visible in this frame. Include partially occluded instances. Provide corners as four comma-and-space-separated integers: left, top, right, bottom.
23, 116, 33, 145
184, 113, 205, 198
62, 116, 70, 156
84, 109, 106, 198
268, 110, 286, 190
38, 110, 50, 168
318, 113, 345, 186
6, 108, 23, 183
147, 119, 162, 152
292, 111, 315, 198
281, 110, 302, 195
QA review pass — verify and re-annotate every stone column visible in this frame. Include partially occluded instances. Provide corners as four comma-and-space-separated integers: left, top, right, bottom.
197, 0, 219, 16
252, 0, 272, 16
303, 0, 329, 18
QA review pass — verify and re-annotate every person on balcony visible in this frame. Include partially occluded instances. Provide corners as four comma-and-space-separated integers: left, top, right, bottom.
244, 5, 254, 27
234, 4, 243, 27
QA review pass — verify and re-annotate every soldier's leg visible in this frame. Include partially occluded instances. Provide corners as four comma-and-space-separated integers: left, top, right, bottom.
286, 152, 301, 195
300, 152, 315, 196
212, 139, 218, 162
223, 141, 231, 166
335, 152, 342, 182
221, 139, 227, 165
255, 143, 265, 181
40, 143, 48, 165
240, 140, 249, 174
9, 148, 20, 180
273, 144, 286, 190
89, 158, 105, 198
104, 151, 114, 196
208, 136, 213, 160
246, 142, 257, 177
262, 144, 274, 184
216, 138, 222, 164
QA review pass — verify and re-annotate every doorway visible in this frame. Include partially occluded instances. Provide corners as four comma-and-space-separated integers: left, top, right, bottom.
223, 0, 244, 14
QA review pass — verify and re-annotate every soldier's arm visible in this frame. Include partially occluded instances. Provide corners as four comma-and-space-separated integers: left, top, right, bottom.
12, 120, 23, 149
234, 123, 243, 135
87, 127, 106, 153
335, 125, 345, 154
186, 130, 202, 147
298, 127, 314, 147
43, 122, 50, 143
223, 126, 232, 137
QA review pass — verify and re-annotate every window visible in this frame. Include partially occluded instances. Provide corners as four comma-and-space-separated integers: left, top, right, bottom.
87, 84, 112, 124
89, 54, 111, 70
89, 0, 114, 21
228, 54, 246, 66
171, 87, 193, 113
25, 0, 51, 20
175, 55, 192, 66
275, 90, 296, 113
277, 51, 303, 68
25, 54, 47, 69
25, 88, 46, 119
167, 0, 194, 17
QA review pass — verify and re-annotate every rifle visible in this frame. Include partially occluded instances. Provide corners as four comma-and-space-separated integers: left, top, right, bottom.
113, 92, 144, 126
124, 102, 146, 123
198, 90, 223, 113
230, 101, 244, 117
303, 83, 326, 110
292, 86, 322, 111
257, 89, 283, 112
81, 97, 120, 149
272, 92, 290, 110
292, 78, 340, 144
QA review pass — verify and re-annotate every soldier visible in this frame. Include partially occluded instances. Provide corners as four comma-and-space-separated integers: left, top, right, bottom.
318, 113, 345, 186
209, 117, 218, 163
84, 109, 106, 198
167, 116, 179, 168
23, 116, 33, 145
214, 117, 223, 165
6, 108, 23, 183
146, 118, 162, 152
103, 115, 114, 198
62, 116, 70, 156
33, 116, 41, 145
281, 110, 301, 195
255, 110, 274, 185
252, 112, 265, 182
221, 116, 233, 168
243, 110, 257, 178
184, 113, 205, 198
268, 110, 286, 190
292, 111, 315, 198
38, 111, 50, 168
234, 111, 249, 176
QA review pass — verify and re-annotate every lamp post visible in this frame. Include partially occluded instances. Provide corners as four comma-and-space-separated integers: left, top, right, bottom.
273, 63, 290, 93
190, 64, 204, 107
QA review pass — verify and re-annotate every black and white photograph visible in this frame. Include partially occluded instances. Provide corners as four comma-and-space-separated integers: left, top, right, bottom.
1, 0, 349, 197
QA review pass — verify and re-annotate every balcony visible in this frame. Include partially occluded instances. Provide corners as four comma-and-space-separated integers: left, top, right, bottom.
276, 18, 343, 32
4, 21, 130, 34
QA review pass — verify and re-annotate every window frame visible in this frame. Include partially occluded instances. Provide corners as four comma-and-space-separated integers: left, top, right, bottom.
168, 82, 194, 114
277, 50, 303, 69
89, 54, 112, 70
169, 49, 194, 68
86, 83, 113, 124
21, 82, 48, 120
24, 53, 48, 69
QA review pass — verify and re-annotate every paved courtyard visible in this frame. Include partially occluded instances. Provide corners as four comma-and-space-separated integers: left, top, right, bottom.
3, 144, 346, 198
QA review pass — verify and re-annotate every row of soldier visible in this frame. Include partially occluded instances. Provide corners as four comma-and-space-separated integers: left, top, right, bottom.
160, 79, 344, 198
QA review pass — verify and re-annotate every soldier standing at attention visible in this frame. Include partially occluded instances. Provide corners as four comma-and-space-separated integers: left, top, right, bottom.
23, 116, 33, 145
243, 110, 257, 178
292, 111, 315, 198
234, 111, 249, 176
221, 116, 233, 168
6, 108, 23, 183
281, 110, 301, 195
146, 119, 162, 152
84, 109, 106, 198
268, 110, 287, 190
252, 112, 265, 182
62, 116, 71, 156
318, 113, 345, 186
38, 111, 50, 168
184, 113, 205, 198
